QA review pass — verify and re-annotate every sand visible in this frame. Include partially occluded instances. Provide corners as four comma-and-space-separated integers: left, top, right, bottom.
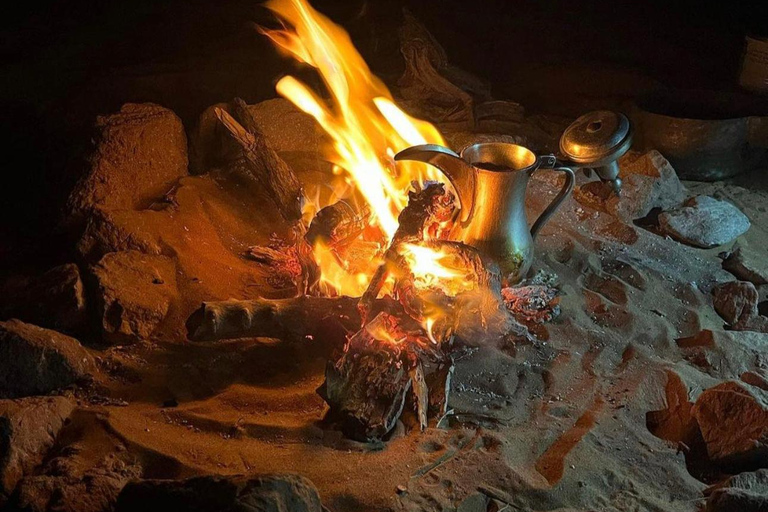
57, 144, 766, 512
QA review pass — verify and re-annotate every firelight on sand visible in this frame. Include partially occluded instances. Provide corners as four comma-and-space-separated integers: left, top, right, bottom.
260, 0, 456, 297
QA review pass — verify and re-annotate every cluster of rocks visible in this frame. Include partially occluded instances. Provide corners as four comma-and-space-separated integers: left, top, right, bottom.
0, 101, 331, 510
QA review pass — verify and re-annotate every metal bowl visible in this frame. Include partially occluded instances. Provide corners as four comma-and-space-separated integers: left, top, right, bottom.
632, 89, 767, 181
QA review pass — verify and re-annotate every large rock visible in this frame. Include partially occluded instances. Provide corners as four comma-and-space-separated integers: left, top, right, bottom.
692, 381, 768, 468
11, 451, 141, 512
76, 208, 164, 263
189, 99, 324, 173
574, 150, 686, 222
0, 264, 86, 332
65, 103, 188, 228
712, 281, 768, 333
706, 469, 768, 512
659, 195, 751, 248
115, 474, 323, 512
0, 320, 96, 398
0, 397, 76, 504
722, 243, 768, 286
91, 251, 178, 345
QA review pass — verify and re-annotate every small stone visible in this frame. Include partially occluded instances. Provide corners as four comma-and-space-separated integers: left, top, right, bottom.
659, 195, 751, 249
0, 264, 86, 332
692, 381, 768, 468
712, 281, 768, 333
0, 396, 76, 504
574, 150, 686, 222
705, 469, 768, 512
722, 243, 768, 286
115, 474, 323, 512
65, 103, 188, 229
91, 251, 178, 345
0, 319, 96, 398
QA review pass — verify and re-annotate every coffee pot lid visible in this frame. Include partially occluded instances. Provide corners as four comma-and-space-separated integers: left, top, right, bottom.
559, 111, 632, 166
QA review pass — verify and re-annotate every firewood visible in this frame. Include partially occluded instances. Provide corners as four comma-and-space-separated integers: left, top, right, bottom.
358, 182, 456, 322
317, 312, 452, 441
245, 237, 320, 296
186, 295, 402, 343
186, 296, 359, 343
306, 201, 372, 249
215, 98, 304, 223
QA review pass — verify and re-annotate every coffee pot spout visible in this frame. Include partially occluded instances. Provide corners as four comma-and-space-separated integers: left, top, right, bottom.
394, 144, 476, 223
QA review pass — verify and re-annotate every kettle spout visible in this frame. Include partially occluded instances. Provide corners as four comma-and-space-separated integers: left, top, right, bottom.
394, 144, 475, 224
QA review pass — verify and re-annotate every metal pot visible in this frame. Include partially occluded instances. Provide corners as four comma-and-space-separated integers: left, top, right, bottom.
633, 89, 767, 181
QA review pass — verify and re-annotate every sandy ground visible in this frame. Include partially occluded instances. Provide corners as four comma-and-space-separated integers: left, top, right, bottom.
60, 149, 765, 512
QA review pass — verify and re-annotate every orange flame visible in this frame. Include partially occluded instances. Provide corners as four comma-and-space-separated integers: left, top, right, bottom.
262, 0, 454, 298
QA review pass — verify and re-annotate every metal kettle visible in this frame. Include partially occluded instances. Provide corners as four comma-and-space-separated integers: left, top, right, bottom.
395, 111, 632, 282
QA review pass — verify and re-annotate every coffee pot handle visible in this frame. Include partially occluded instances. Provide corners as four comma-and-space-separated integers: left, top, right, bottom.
529, 157, 576, 240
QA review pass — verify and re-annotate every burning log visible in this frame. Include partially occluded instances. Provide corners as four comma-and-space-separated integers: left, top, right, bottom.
305, 202, 372, 249
501, 285, 561, 325
246, 200, 374, 296
318, 312, 453, 441
245, 237, 320, 296
215, 98, 304, 223
358, 182, 456, 322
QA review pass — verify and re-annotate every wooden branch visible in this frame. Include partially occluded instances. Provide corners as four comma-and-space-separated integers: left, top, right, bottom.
186, 296, 359, 342
318, 312, 453, 441
306, 202, 372, 249
358, 182, 456, 322
186, 295, 404, 342
215, 98, 304, 223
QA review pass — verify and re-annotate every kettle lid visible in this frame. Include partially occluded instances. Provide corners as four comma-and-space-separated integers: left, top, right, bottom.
559, 111, 632, 166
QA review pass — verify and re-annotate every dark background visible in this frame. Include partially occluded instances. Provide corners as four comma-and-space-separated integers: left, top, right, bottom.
1, 0, 766, 269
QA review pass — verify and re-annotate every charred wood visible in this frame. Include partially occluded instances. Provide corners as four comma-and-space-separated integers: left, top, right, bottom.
215, 98, 304, 223
318, 312, 453, 441
186, 296, 403, 343
358, 182, 456, 322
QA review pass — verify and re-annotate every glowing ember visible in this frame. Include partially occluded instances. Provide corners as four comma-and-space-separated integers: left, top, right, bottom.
262, 0, 457, 296
399, 243, 477, 296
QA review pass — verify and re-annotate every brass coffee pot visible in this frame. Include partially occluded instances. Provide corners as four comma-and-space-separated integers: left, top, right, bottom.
395, 111, 632, 282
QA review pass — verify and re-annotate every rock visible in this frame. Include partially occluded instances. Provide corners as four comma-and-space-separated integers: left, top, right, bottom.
0, 320, 96, 398
91, 251, 178, 345
712, 281, 768, 333
190, 99, 323, 174
11, 450, 141, 512
65, 103, 188, 228
574, 150, 686, 222
722, 243, 768, 286
77, 208, 164, 263
115, 474, 323, 512
692, 381, 768, 468
0, 397, 76, 503
659, 195, 751, 249
705, 469, 768, 512
0, 264, 86, 332
676, 329, 768, 380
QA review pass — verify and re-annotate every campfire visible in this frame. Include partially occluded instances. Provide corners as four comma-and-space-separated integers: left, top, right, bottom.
3, 0, 767, 511
184, 0, 557, 441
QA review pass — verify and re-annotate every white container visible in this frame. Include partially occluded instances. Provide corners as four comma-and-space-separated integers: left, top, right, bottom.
740, 36, 768, 93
